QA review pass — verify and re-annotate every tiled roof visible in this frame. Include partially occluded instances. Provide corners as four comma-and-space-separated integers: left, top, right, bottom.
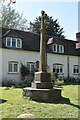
1, 27, 79, 56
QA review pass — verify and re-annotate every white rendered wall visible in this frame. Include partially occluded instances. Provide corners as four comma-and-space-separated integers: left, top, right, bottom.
77, 56, 80, 79
69, 56, 79, 78
47, 54, 79, 80
2, 49, 39, 84
1, 48, 79, 84
47, 53, 67, 77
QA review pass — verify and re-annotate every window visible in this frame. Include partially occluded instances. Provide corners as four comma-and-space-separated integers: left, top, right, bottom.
53, 64, 63, 74
53, 44, 56, 52
6, 37, 22, 48
57, 45, 59, 53
60, 45, 64, 53
6, 37, 11, 47
12, 38, 16, 47
8, 61, 19, 73
17, 39, 22, 48
53, 44, 64, 53
26, 62, 35, 73
73, 65, 79, 74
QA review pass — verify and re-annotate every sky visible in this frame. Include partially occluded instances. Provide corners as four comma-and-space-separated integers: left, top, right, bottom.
78, 1, 80, 31
10, 1, 79, 40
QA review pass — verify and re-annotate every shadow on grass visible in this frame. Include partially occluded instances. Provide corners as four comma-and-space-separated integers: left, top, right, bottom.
58, 97, 80, 109
33, 97, 80, 109
0, 99, 7, 104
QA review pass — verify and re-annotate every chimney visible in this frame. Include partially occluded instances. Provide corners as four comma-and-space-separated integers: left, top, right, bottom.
76, 32, 80, 49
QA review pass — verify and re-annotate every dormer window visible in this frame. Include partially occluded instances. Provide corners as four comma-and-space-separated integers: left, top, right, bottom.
17, 39, 22, 48
12, 38, 16, 47
6, 37, 11, 47
6, 37, 22, 48
53, 44, 64, 53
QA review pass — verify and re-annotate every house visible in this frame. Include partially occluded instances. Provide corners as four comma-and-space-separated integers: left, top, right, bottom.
0, 27, 80, 85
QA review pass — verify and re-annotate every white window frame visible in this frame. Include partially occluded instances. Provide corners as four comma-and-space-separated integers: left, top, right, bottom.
59, 45, 64, 53
26, 62, 35, 73
53, 44, 57, 52
6, 37, 12, 47
73, 65, 79, 74
53, 64, 63, 74
12, 38, 16, 47
53, 44, 64, 53
8, 61, 19, 73
16, 38, 22, 48
6, 37, 22, 48
57, 45, 59, 53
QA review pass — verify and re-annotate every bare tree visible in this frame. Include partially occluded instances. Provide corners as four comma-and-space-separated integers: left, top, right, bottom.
0, 4, 28, 31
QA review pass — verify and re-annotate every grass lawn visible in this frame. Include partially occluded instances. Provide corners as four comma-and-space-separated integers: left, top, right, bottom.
0, 85, 80, 118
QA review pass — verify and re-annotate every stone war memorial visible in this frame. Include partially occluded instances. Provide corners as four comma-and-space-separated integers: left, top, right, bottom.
23, 11, 62, 102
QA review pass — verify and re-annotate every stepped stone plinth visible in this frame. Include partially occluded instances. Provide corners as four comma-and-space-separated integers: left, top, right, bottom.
23, 87, 61, 102
31, 71, 53, 89
23, 71, 61, 101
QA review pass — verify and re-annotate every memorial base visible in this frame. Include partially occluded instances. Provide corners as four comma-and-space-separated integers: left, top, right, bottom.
31, 71, 53, 89
23, 87, 61, 102
23, 72, 62, 102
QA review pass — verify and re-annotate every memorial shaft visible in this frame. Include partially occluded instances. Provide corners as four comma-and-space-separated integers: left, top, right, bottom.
39, 11, 47, 72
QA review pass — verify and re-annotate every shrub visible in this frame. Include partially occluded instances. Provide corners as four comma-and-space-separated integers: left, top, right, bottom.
20, 63, 29, 80
63, 77, 76, 83
35, 61, 39, 72
54, 80, 64, 87
2, 78, 15, 87
76, 78, 80, 83
50, 72, 57, 82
